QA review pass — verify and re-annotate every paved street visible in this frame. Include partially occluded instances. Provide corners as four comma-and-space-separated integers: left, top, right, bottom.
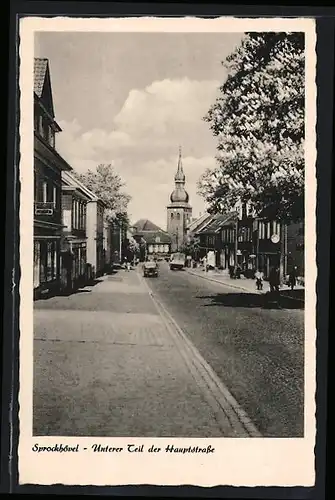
33, 267, 259, 437
33, 262, 304, 438
148, 262, 304, 437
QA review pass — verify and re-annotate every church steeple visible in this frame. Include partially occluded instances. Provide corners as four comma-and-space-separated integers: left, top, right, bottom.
175, 146, 185, 183
170, 147, 189, 203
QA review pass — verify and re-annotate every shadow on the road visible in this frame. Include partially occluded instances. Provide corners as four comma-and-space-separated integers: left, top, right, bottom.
198, 292, 304, 310
37, 278, 105, 300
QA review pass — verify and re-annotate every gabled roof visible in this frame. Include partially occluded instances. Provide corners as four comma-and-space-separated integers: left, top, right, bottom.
133, 219, 164, 233
187, 212, 212, 233
197, 212, 238, 235
34, 58, 48, 97
34, 58, 56, 120
62, 170, 103, 203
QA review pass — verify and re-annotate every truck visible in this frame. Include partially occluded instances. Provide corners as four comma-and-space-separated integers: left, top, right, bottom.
169, 252, 186, 271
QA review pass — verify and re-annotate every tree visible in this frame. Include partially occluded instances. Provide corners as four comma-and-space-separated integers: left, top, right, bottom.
74, 163, 131, 224
138, 237, 147, 262
198, 32, 305, 222
179, 236, 200, 259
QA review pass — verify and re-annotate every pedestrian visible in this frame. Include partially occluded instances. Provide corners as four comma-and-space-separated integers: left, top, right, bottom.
269, 266, 280, 297
124, 256, 130, 271
255, 269, 264, 291
289, 266, 298, 290
202, 255, 207, 272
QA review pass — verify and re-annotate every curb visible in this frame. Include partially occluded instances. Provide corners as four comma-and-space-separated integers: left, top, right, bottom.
186, 269, 263, 294
186, 269, 305, 304
137, 269, 262, 438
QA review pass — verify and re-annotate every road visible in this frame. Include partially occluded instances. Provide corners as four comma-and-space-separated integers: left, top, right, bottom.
147, 261, 304, 437
33, 262, 304, 438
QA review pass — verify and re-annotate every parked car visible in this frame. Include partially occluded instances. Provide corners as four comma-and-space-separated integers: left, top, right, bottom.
143, 261, 159, 278
169, 252, 186, 270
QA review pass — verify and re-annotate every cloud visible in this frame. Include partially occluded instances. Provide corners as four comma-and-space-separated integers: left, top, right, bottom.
114, 78, 220, 151
55, 78, 220, 227
57, 78, 220, 166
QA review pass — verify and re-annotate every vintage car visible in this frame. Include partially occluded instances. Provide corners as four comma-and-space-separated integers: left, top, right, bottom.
143, 260, 159, 278
169, 252, 186, 271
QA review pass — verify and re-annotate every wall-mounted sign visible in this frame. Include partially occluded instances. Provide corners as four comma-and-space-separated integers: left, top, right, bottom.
271, 234, 280, 244
35, 208, 53, 216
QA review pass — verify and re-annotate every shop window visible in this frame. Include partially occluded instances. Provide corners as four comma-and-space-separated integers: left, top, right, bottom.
33, 241, 40, 288
46, 241, 56, 281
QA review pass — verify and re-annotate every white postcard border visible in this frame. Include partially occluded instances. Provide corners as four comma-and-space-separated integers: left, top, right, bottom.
18, 15, 317, 487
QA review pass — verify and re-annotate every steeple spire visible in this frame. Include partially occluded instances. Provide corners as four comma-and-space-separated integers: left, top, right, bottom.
175, 146, 185, 183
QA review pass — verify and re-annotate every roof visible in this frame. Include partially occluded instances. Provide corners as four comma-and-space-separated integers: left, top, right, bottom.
141, 232, 171, 244
34, 58, 48, 98
132, 219, 171, 244
187, 212, 212, 233
62, 171, 103, 203
197, 212, 238, 235
133, 219, 163, 232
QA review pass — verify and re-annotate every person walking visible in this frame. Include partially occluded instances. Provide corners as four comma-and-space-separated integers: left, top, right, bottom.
124, 256, 130, 271
289, 266, 298, 290
269, 266, 280, 293
255, 269, 264, 291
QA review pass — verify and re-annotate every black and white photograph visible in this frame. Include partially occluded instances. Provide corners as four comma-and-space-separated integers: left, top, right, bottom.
18, 16, 317, 487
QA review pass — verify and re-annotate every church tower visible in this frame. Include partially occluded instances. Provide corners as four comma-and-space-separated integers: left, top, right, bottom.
166, 147, 192, 252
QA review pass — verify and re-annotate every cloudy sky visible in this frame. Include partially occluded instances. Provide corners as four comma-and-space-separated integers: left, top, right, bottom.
35, 31, 244, 228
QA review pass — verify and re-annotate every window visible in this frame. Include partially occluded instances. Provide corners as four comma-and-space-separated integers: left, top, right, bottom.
33, 241, 40, 288
42, 117, 49, 142
34, 172, 37, 201
83, 205, 87, 230
39, 241, 57, 283
42, 181, 47, 203
48, 126, 55, 148
261, 223, 266, 239
34, 112, 39, 132
176, 213, 180, 220
53, 186, 57, 207
171, 213, 174, 219
38, 115, 43, 136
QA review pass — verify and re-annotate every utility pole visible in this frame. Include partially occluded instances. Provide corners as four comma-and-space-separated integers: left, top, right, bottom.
119, 221, 122, 263
279, 222, 286, 284
234, 215, 239, 268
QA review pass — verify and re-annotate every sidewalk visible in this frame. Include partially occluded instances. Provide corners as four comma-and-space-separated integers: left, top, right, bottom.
185, 267, 304, 303
33, 267, 260, 437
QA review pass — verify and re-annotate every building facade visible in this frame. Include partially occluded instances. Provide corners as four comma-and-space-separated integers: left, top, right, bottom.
33, 58, 73, 299
166, 148, 192, 252
86, 198, 106, 278
60, 171, 91, 291
196, 212, 238, 269
133, 219, 171, 260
